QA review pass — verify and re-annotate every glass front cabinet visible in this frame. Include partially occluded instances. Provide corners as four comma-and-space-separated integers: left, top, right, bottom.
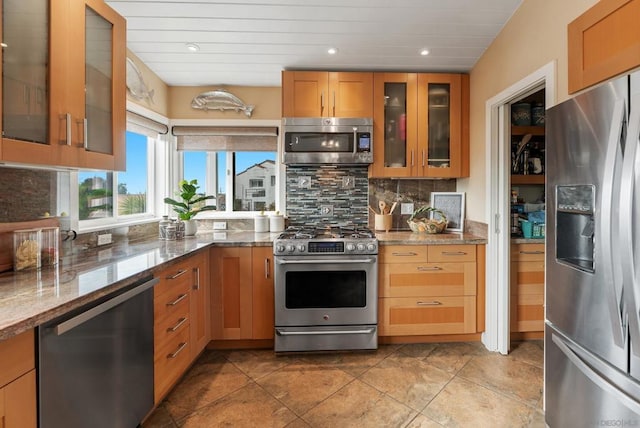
1, 0, 126, 170
371, 73, 469, 178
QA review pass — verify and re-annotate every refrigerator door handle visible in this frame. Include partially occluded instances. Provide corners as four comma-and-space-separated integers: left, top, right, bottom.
601, 98, 627, 347
620, 92, 640, 358
552, 332, 640, 415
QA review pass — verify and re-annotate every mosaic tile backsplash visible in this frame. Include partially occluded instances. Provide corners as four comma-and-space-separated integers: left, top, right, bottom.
286, 165, 369, 227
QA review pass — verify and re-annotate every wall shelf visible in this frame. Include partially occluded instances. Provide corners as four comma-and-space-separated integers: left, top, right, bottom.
512, 125, 545, 136
511, 174, 545, 185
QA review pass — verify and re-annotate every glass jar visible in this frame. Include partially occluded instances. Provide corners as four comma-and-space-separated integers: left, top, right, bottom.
13, 229, 41, 271
40, 227, 59, 267
175, 220, 185, 240
159, 215, 170, 240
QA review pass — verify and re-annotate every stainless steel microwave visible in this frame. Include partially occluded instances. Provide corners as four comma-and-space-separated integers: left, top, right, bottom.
282, 117, 373, 165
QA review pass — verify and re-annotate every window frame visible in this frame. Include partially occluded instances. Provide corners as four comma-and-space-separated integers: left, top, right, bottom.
171, 118, 285, 218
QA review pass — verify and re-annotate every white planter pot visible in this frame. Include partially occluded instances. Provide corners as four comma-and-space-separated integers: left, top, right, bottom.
184, 219, 198, 236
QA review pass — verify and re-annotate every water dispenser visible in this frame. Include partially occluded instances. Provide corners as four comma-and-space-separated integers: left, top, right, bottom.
555, 185, 595, 272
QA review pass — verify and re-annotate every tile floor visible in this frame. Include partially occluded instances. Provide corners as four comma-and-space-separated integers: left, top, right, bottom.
144, 341, 544, 428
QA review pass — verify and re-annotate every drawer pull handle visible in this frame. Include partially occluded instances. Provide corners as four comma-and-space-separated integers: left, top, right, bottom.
166, 293, 188, 307
167, 269, 188, 280
392, 252, 418, 257
167, 342, 187, 359
167, 317, 188, 332
193, 267, 200, 290
417, 301, 442, 306
441, 251, 467, 256
417, 266, 442, 271
519, 251, 544, 255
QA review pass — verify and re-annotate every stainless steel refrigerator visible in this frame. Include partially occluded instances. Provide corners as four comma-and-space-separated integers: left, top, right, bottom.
545, 70, 640, 426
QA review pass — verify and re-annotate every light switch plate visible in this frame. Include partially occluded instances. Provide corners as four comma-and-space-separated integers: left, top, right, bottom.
401, 203, 414, 215
298, 176, 312, 188
342, 176, 355, 189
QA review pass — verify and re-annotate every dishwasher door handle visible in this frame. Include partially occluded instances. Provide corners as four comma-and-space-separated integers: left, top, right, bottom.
53, 277, 159, 335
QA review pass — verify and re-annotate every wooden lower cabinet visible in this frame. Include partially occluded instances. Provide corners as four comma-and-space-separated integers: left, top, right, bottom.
510, 243, 545, 333
153, 250, 209, 404
251, 247, 275, 340
0, 330, 37, 428
210, 246, 275, 341
378, 244, 483, 337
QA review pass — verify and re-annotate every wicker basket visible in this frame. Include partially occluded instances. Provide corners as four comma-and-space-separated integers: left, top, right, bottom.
407, 206, 448, 234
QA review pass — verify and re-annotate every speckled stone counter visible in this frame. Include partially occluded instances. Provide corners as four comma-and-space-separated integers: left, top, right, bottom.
0, 231, 279, 341
511, 238, 545, 244
375, 231, 487, 245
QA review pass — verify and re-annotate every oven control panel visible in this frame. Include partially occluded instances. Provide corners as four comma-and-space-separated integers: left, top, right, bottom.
274, 239, 378, 255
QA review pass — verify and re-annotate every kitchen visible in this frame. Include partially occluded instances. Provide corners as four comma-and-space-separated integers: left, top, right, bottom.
0, 0, 637, 426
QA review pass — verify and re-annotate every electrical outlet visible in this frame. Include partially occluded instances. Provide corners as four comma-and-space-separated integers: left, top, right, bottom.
298, 176, 311, 188
320, 205, 334, 216
97, 233, 112, 246
213, 221, 227, 230
342, 176, 355, 189
400, 203, 414, 215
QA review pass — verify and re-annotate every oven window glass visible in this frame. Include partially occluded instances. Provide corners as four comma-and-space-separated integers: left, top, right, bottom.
285, 271, 366, 308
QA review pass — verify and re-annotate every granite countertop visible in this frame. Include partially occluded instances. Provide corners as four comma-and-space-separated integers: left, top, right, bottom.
511, 238, 545, 244
0, 231, 279, 341
376, 231, 487, 245
0, 229, 485, 341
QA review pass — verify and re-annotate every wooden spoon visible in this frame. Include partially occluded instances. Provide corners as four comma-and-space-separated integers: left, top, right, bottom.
389, 201, 398, 214
379, 201, 387, 215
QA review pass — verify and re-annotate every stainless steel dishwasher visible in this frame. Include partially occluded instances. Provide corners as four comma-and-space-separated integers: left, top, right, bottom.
38, 276, 157, 428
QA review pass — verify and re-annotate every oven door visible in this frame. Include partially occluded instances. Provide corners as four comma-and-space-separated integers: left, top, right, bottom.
274, 254, 378, 327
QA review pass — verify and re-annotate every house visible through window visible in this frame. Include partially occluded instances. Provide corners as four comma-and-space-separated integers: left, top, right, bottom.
183, 151, 277, 213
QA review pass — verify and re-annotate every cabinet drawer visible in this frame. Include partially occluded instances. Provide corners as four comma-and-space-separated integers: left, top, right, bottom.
427, 245, 476, 262
510, 261, 544, 295
155, 261, 194, 297
154, 280, 191, 321
154, 326, 191, 404
0, 330, 35, 388
511, 244, 545, 261
511, 293, 544, 332
155, 310, 190, 348
379, 262, 476, 297
380, 246, 428, 263
378, 296, 476, 336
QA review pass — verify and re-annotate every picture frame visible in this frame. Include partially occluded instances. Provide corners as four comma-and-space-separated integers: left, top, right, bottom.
430, 192, 465, 232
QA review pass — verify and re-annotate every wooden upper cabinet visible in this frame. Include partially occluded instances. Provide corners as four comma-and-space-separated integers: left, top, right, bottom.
1, 0, 126, 170
370, 72, 469, 178
568, 0, 640, 93
282, 71, 373, 117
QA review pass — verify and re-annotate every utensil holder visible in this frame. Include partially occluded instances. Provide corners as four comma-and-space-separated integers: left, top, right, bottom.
374, 214, 392, 232
255, 215, 269, 232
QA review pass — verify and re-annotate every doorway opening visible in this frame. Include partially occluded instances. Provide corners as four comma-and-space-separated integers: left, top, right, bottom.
483, 62, 555, 355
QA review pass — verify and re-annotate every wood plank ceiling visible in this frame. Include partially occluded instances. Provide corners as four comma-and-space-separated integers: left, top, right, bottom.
105, 0, 523, 87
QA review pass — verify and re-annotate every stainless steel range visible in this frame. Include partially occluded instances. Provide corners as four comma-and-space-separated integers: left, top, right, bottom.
273, 225, 378, 352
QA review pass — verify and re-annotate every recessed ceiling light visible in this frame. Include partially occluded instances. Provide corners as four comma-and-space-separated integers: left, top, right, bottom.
186, 43, 200, 52
327, 47, 338, 55
420, 48, 430, 56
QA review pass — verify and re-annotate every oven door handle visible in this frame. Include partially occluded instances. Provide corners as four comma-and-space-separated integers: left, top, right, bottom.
275, 328, 376, 336
276, 258, 376, 265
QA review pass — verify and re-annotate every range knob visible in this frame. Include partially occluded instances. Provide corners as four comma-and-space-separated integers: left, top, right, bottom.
367, 243, 377, 252
346, 243, 356, 252
357, 243, 365, 251
286, 245, 296, 252
297, 244, 306, 252
276, 245, 285, 253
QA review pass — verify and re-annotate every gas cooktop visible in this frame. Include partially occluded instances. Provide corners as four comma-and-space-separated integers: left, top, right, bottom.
274, 225, 378, 255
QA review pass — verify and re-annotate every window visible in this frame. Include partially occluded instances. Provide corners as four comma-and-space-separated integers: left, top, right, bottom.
182, 151, 278, 213
78, 130, 154, 225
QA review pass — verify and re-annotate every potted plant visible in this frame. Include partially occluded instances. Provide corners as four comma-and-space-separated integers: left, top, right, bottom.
164, 179, 216, 235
